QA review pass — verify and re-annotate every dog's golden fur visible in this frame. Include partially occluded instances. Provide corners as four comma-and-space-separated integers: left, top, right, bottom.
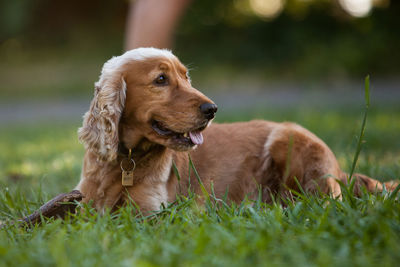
76, 48, 398, 213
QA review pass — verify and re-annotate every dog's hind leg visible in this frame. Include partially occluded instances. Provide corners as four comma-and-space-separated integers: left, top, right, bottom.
265, 123, 343, 199
339, 172, 399, 196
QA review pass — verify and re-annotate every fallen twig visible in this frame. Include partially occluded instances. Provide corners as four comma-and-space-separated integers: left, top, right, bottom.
18, 190, 84, 227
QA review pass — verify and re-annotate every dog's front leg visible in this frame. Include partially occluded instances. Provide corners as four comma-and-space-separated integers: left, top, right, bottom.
76, 178, 123, 213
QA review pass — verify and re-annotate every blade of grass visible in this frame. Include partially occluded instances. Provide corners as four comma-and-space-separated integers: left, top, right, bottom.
348, 75, 370, 193
172, 160, 182, 194
188, 155, 210, 202
389, 183, 400, 200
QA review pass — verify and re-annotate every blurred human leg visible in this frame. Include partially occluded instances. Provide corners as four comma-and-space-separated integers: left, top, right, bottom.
125, 0, 192, 50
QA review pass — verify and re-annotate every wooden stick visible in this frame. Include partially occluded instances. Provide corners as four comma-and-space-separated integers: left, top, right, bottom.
19, 190, 84, 226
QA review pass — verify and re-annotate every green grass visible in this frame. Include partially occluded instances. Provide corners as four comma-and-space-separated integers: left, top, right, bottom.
1, 102, 400, 266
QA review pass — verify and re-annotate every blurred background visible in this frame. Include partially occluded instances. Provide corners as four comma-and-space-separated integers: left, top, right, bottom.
0, 0, 399, 199
0, 0, 399, 109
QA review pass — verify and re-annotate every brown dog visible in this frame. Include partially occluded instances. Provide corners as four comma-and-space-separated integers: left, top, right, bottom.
76, 48, 398, 213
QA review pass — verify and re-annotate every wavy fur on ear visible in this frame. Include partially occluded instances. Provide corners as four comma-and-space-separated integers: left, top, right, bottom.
78, 48, 176, 161
78, 73, 126, 162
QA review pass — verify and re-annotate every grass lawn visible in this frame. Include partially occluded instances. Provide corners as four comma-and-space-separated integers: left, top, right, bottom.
1, 102, 400, 266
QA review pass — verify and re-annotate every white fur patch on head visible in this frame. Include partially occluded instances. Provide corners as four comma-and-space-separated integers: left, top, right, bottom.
101, 47, 176, 78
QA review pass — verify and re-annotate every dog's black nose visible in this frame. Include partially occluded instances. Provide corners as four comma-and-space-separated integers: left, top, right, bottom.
200, 103, 218, 119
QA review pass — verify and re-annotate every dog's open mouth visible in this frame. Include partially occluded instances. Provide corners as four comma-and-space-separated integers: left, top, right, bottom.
151, 120, 206, 146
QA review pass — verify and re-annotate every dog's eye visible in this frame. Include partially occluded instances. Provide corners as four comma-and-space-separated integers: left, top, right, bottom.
154, 74, 168, 86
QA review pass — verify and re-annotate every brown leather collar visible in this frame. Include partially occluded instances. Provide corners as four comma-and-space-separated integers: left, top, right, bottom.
117, 142, 132, 157
117, 141, 163, 161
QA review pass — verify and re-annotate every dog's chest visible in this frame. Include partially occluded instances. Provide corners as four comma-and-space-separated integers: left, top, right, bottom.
122, 156, 172, 212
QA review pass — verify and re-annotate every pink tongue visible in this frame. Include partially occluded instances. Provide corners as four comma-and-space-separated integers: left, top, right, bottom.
189, 131, 204, 145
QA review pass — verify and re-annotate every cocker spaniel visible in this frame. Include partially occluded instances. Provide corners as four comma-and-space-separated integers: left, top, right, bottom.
76, 47, 398, 213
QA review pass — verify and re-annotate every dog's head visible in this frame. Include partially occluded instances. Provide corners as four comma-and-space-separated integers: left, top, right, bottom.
79, 48, 217, 161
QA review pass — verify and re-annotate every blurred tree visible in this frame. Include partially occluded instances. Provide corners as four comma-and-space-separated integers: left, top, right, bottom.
0, 0, 398, 80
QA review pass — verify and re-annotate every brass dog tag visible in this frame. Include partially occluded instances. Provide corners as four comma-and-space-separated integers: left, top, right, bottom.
120, 149, 136, 187
122, 170, 134, 186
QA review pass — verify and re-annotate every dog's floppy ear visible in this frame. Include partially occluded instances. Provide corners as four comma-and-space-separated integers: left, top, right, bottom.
78, 75, 127, 162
